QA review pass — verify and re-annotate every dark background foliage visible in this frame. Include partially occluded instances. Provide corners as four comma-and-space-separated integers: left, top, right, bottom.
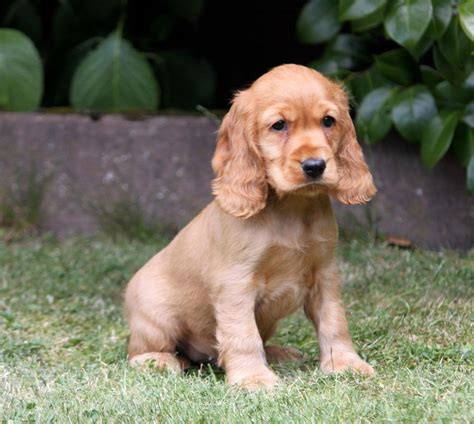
0, 0, 473, 191
0, 0, 317, 109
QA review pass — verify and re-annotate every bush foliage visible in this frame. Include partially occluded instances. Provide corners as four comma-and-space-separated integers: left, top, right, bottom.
0, 0, 214, 112
0, 0, 473, 190
297, 0, 474, 192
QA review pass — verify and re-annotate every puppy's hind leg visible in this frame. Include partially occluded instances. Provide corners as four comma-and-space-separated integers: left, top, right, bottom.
258, 314, 305, 365
127, 315, 190, 373
265, 345, 305, 364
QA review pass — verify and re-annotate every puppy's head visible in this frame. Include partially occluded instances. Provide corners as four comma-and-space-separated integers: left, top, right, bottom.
212, 64, 376, 218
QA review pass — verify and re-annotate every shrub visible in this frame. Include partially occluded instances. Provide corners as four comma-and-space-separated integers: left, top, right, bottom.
297, 0, 474, 192
0, 0, 214, 113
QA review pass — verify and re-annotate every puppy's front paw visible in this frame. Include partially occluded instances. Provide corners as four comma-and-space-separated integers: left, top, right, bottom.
228, 367, 279, 391
320, 351, 374, 376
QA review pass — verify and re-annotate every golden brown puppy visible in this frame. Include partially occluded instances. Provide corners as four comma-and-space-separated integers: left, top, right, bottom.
125, 64, 376, 390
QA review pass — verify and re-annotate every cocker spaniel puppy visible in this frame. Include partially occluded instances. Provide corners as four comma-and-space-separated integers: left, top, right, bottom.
125, 64, 376, 390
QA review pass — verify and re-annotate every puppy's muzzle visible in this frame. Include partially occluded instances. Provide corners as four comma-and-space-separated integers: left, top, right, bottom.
301, 158, 326, 179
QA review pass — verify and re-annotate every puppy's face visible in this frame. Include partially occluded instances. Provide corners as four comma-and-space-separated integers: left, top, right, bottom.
254, 68, 344, 196
212, 64, 376, 218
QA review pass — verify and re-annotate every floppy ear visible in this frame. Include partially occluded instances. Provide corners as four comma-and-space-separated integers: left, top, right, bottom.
211, 91, 268, 218
331, 113, 377, 205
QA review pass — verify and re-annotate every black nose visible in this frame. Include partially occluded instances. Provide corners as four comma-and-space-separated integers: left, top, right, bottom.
301, 158, 326, 179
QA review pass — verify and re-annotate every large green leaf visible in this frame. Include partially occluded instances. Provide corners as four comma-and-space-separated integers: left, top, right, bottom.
459, 0, 474, 41
339, 0, 386, 21
453, 123, 474, 166
434, 80, 474, 109
421, 110, 460, 168
356, 87, 397, 143
70, 32, 159, 112
466, 71, 474, 89
430, 0, 452, 39
309, 57, 340, 76
391, 85, 437, 142
348, 66, 390, 104
296, 0, 341, 44
410, 26, 434, 59
310, 34, 372, 76
433, 45, 466, 84
420, 65, 444, 88
384, 0, 433, 54
463, 102, 474, 128
0, 29, 43, 111
467, 155, 474, 193
374, 49, 417, 85
351, 3, 386, 31
438, 17, 473, 70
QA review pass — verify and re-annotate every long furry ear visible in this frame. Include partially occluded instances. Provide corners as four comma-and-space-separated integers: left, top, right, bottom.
332, 113, 377, 205
211, 91, 267, 218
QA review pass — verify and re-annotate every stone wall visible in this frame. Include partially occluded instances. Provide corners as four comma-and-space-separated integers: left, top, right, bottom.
0, 112, 472, 250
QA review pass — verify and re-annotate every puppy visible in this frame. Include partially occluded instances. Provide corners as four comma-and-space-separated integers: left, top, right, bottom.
125, 64, 376, 389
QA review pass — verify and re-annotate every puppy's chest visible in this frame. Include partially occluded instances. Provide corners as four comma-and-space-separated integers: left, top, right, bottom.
254, 245, 320, 308
252, 207, 336, 312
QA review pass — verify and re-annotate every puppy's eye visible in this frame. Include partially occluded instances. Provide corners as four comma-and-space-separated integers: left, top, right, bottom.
271, 120, 287, 131
322, 116, 335, 128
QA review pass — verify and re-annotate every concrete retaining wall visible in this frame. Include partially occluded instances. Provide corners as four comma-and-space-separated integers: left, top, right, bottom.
0, 112, 472, 250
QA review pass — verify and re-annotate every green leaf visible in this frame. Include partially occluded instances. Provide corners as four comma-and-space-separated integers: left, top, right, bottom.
339, 0, 386, 21
421, 110, 460, 168
356, 87, 397, 143
410, 28, 434, 59
433, 45, 466, 84
309, 57, 340, 76
329, 34, 373, 69
434, 80, 474, 109
438, 17, 473, 70
70, 32, 159, 112
453, 123, 474, 166
465, 71, 474, 89
374, 49, 417, 85
154, 51, 216, 110
420, 65, 444, 88
430, 0, 452, 39
351, 3, 386, 31
310, 57, 341, 76
463, 102, 474, 128
348, 66, 390, 104
459, 0, 474, 41
384, 0, 433, 54
0, 29, 43, 111
391, 85, 437, 142
467, 155, 474, 193
310, 34, 372, 76
297, 0, 341, 44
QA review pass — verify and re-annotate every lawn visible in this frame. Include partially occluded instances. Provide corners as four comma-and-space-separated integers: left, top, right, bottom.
0, 235, 472, 422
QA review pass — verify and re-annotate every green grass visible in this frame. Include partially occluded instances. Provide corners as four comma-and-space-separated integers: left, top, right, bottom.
0, 236, 472, 423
